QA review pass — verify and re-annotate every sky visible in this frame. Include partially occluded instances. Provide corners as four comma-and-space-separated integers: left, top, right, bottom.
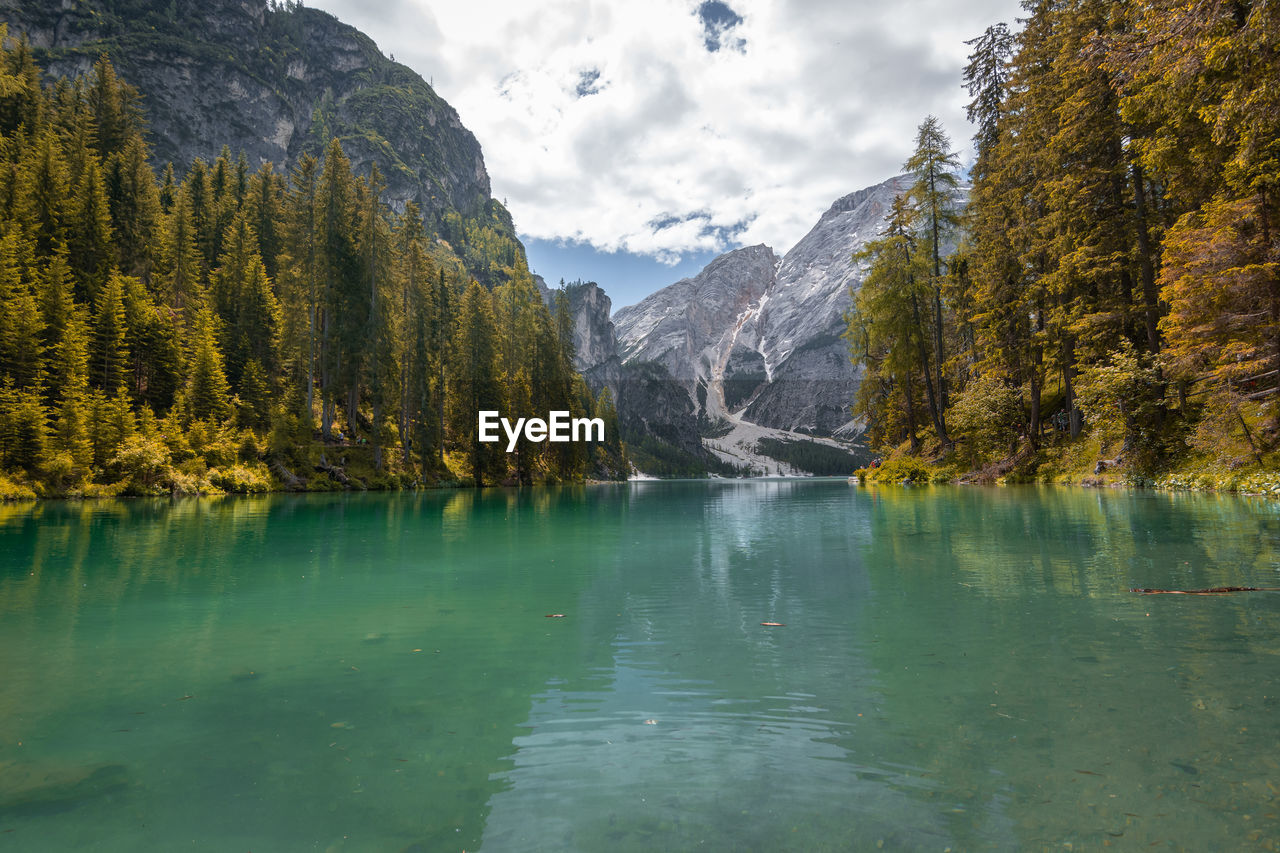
307, 0, 1024, 309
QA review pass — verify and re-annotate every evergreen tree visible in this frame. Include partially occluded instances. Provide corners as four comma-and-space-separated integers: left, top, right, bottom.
67, 156, 114, 299
184, 308, 233, 424
90, 271, 129, 393
0, 229, 44, 391
448, 280, 503, 485
904, 115, 961, 444
211, 210, 281, 390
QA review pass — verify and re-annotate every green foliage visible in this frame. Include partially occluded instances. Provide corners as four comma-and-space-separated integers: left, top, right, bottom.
862, 456, 934, 485
851, 0, 1280, 489
1074, 342, 1163, 464
111, 431, 171, 493
755, 437, 869, 476
947, 372, 1023, 467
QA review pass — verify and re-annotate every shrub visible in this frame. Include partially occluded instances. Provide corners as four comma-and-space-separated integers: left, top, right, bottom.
868, 456, 933, 484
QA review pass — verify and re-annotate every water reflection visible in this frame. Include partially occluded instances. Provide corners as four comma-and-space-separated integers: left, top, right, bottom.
0, 485, 1278, 850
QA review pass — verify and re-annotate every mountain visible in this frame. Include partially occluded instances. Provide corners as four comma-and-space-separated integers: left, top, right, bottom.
0, 0, 504, 232
561, 282, 735, 477
614, 175, 912, 438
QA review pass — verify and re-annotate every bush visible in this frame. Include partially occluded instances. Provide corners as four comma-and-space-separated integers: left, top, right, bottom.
867, 456, 933, 485
948, 373, 1023, 467
208, 463, 272, 493
112, 433, 173, 492
0, 473, 37, 501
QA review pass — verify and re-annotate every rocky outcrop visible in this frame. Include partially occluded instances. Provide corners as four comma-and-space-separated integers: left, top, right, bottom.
562, 282, 618, 373
614, 175, 916, 437
0, 0, 495, 225
555, 281, 732, 475
742, 176, 910, 434
614, 245, 778, 381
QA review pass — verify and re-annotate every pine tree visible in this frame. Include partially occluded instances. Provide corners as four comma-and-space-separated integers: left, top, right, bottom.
90, 271, 129, 393
185, 308, 233, 424
157, 185, 203, 315
904, 116, 961, 444
448, 280, 503, 485
847, 194, 935, 451
280, 153, 321, 424
67, 156, 114, 299
315, 140, 361, 439
17, 128, 70, 258
104, 135, 162, 284
0, 229, 44, 391
211, 210, 281, 390
0, 27, 43, 136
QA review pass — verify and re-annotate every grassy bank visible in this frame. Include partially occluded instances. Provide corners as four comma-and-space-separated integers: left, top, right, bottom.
852, 402, 1280, 498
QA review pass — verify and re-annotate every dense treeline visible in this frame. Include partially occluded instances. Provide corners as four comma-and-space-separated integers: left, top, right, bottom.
754, 438, 870, 477
0, 32, 626, 498
848, 0, 1280, 475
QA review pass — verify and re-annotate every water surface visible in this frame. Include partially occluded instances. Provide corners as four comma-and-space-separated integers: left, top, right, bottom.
1, 482, 1278, 850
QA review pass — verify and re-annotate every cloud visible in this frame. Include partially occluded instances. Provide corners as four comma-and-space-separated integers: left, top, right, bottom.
308, 0, 1022, 263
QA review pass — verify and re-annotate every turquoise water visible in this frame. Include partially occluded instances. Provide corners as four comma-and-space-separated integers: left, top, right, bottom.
1, 482, 1279, 851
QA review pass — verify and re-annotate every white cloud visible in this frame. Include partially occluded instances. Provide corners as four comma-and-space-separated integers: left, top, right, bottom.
309, 0, 1022, 262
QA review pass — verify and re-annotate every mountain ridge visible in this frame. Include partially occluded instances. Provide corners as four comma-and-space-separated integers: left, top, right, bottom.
612, 174, 913, 439
0, 0, 498, 228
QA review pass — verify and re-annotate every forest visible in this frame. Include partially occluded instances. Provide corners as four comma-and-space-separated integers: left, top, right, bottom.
847, 0, 1280, 488
0, 31, 627, 498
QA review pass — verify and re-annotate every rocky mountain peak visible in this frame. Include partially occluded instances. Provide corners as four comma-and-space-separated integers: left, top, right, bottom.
613, 174, 920, 437
613, 243, 778, 380
562, 282, 617, 373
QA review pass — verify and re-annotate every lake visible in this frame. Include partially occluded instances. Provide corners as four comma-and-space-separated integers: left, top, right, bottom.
1, 482, 1278, 851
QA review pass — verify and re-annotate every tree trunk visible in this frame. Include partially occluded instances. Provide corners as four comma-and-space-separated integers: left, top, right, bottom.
910, 291, 950, 447
929, 169, 948, 414
347, 384, 359, 437
1029, 372, 1042, 451
306, 300, 316, 422
372, 400, 384, 470
1063, 338, 1082, 439
903, 373, 920, 453
1131, 161, 1161, 355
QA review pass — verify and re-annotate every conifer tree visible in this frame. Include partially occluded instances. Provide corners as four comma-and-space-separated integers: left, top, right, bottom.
104, 135, 162, 284
212, 210, 281, 390
904, 116, 961, 440
315, 140, 360, 439
18, 129, 70, 258
0, 26, 43, 136
90, 271, 129, 393
185, 308, 233, 424
67, 156, 114, 299
158, 186, 203, 315
0, 230, 44, 391
448, 280, 503, 485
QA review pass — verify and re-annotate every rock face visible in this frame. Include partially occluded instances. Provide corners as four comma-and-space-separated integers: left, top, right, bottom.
0, 0, 494, 224
557, 281, 729, 474
613, 245, 778, 384
562, 282, 617, 373
614, 175, 913, 437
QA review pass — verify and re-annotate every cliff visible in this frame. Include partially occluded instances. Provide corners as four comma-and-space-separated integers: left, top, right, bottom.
0, 0, 501, 230
614, 175, 915, 437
